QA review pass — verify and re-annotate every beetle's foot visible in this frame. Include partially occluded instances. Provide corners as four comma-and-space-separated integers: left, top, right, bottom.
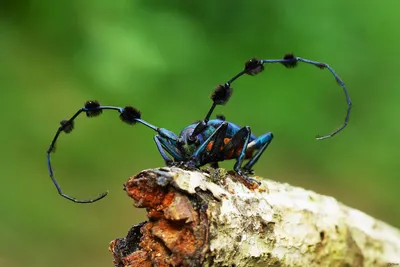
244, 175, 261, 185
236, 170, 261, 186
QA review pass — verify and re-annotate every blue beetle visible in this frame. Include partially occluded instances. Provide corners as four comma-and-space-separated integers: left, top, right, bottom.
47, 53, 351, 203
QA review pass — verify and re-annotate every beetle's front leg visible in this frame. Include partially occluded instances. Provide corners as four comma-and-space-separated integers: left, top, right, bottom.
153, 135, 174, 165
154, 135, 183, 166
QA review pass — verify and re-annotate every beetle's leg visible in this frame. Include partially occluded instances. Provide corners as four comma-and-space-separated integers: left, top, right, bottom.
155, 135, 183, 165
224, 126, 251, 172
242, 132, 274, 174
190, 122, 229, 166
154, 135, 173, 165
222, 126, 260, 185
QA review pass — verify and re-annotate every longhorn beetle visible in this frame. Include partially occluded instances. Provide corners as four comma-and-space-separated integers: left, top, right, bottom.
47, 53, 351, 203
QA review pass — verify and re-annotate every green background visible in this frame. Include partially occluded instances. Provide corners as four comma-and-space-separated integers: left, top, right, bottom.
1, 1, 399, 266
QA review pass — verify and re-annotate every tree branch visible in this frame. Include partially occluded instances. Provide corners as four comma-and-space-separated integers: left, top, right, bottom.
109, 167, 400, 267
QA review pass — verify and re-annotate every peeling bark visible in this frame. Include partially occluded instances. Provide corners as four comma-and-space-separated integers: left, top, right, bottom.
109, 167, 400, 267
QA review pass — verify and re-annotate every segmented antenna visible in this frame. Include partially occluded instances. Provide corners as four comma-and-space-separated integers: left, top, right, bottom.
46, 100, 149, 203
191, 84, 233, 138
120, 106, 141, 125
47, 100, 179, 203
199, 53, 352, 140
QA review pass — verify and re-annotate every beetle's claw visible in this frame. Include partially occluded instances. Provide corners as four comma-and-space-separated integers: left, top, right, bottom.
236, 170, 261, 186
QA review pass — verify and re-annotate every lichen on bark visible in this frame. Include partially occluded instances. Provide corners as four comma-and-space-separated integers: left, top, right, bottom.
109, 167, 400, 267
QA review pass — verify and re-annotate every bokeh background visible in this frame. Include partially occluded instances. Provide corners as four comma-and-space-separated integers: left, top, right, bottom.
1, 1, 399, 266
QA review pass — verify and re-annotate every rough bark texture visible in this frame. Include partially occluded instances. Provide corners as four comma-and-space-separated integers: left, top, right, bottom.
109, 167, 400, 267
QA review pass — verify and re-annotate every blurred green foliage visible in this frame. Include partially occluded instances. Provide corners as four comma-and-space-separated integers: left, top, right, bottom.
0, 0, 399, 266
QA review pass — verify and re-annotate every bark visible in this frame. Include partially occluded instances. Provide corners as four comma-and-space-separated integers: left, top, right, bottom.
109, 167, 400, 267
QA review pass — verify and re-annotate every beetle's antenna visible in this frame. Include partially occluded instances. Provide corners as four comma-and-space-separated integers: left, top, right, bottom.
199, 53, 351, 140
206, 84, 233, 122
259, 54, 351, 140
191, 84, 232, 138
47, 100, 177, 203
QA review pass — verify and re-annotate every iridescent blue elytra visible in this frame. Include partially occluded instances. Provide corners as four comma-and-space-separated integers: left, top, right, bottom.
46, 53, 351, 203
156, 118, 268, 166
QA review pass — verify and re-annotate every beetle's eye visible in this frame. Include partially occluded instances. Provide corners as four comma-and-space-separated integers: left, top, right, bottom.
188, 135, 197, 144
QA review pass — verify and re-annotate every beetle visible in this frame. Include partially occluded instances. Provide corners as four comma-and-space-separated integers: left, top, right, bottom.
47, 53, 351, 203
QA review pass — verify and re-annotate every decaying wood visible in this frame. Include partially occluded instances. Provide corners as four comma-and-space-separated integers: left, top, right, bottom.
109, 167, 400, 267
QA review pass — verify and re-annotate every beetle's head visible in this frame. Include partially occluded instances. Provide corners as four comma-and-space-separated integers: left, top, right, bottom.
177, 127, 203, 160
